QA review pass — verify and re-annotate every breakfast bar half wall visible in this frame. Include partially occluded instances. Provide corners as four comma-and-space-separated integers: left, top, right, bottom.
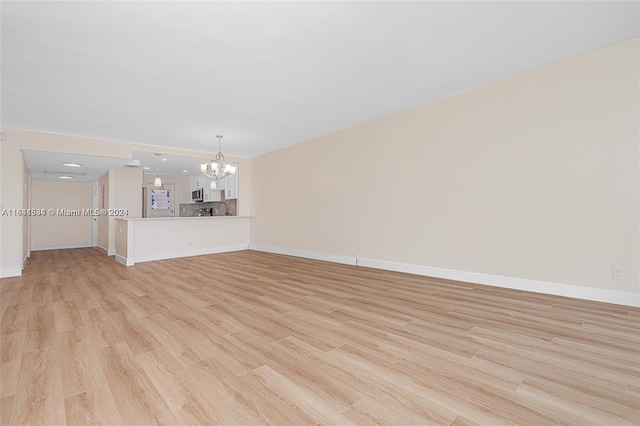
115, 216, 251, 266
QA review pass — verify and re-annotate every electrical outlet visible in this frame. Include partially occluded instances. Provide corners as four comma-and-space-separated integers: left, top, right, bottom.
612, 267, 622, 280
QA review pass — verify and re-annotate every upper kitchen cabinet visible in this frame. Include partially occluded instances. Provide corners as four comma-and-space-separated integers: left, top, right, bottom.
217, 161, 238, 200
191, 174, 224, 202
190, 174, 204, 190
204, 180, 224, 202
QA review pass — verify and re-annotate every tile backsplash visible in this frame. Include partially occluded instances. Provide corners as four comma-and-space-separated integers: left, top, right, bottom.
179, 199, 237, 217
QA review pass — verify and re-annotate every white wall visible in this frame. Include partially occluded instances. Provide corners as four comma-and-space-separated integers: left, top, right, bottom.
250, 38, 639, 300
31, 180, 93, 250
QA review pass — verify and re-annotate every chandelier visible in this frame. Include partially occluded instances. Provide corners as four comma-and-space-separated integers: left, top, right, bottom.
201, 135, 236, 180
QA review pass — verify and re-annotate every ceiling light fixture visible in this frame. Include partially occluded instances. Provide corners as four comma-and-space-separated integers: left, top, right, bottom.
201, 135, 236, 181
58, 175, 73, 179
63, 162, 82, 167
154, 153, 163, 188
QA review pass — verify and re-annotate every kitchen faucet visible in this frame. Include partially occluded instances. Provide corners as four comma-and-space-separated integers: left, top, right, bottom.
215, 202, 229, 216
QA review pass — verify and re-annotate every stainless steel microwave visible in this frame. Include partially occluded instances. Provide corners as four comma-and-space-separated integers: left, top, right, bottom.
191, 188, 204, 202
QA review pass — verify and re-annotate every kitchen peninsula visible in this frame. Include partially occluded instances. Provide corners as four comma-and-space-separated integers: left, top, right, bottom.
115, 215, 251, 266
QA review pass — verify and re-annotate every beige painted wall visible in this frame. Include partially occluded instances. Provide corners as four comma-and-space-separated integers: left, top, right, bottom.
115, 219, 129, 259
1, 145, 26, 276
30, 180, 93, 249
0, 130, 250, 275
96, 171, 113, 252
22, 157, 30, 260
250, 38, 639, 294
116, 167, 143, 218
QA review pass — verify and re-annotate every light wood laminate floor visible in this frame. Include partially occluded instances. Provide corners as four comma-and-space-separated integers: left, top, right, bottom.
1, 248, 638, 425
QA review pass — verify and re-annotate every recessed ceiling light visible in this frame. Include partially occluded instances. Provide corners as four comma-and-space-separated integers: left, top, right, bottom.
183, 170, 188, 173
58, 175, 73, 179
144, 166, 150, 170
63, 162, 82, 167
162, 158, 168, 161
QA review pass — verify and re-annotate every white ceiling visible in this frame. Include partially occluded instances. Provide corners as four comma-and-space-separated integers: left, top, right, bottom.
22, 150, 135, 183
2, 2, 639, 158
132, 150, 236, 177
22, 149, 226, 183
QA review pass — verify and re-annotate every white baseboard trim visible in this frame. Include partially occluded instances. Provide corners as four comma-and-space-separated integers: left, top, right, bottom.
31, 243, 93, 251
115, 255, 134, 266
134, 244, 249, 264
357, 257, 640, 308
0, 267, 22, 278
96, 246, 116, 256
249, 244, 357, 266
244, 246, 638, 307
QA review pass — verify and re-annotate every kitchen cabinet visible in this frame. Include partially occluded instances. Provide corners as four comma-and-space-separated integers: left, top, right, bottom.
190, 174, 204, 190
217, 162, 238, 200
190, 161, 237, 201
204, 180, 224, 202
189, 174, 222, 201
